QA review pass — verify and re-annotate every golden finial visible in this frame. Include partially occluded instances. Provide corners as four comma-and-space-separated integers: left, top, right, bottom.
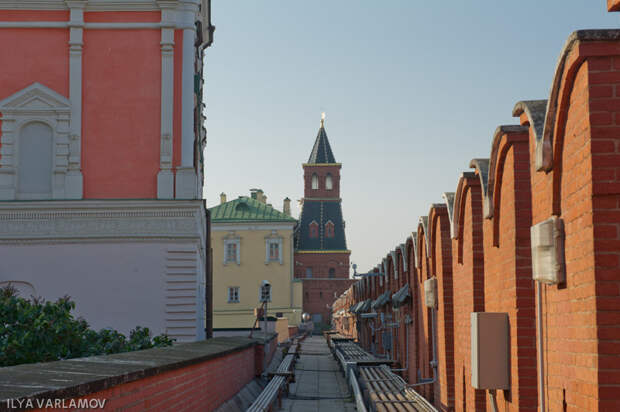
321, 112, 325, 128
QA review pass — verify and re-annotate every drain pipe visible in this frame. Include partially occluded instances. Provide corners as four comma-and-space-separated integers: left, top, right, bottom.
406, 308, 438, 387
536, 281, 546, 412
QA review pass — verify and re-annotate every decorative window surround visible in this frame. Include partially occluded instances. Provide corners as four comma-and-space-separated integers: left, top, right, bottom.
0, 83, 81, 200
223, 232, 240, 265
265, 231, 283, 264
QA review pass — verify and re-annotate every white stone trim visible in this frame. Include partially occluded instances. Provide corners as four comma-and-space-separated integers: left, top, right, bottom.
157, 0, 177, 199
0, 83, 76, 200
0, 0, 167, 11
211, 223, 296, 232
0, 200, 206, 258
390, 250, 398, 279
66, 0, 85, 199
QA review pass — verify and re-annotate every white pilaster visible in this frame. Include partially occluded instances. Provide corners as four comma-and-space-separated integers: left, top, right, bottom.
157, 1, 178, 199
65, 0, 86, 199
175, 2, 199, 199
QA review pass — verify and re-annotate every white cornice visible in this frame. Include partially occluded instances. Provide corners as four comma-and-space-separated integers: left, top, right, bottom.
0, 200, 206, 255
212, 223, 295, 232
0, 1, 161, 11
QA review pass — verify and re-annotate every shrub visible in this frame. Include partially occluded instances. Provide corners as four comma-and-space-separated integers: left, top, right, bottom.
0, 286, 175, 367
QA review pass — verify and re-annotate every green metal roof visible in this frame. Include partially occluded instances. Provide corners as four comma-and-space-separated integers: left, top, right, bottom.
209, 196, 297, 223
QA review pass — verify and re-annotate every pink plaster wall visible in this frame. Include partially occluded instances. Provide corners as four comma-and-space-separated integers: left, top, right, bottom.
82, 17, 161, 198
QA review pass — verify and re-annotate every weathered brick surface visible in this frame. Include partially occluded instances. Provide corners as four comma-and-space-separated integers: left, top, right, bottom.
30, 345, 257, 412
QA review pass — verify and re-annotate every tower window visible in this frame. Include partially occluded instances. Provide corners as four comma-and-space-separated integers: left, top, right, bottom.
329, 268, 335, 278
306, 267, 313, 278
309, 221, 319, 238
325, 221, 335, 238
311, 173, 319, 190
326, 173, 333, 190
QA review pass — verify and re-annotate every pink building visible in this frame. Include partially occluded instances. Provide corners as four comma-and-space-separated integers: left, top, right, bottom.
0, 0, 213, 342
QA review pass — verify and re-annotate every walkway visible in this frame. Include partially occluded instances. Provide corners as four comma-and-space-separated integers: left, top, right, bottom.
278, 335, 356, 412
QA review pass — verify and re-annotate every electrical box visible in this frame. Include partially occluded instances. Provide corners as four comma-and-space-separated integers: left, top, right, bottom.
471, 312, 509, 390
530, 216, 565, 285
424, 277, 437, 308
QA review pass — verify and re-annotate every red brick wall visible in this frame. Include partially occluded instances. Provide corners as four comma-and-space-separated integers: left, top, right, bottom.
32, 346, 256, 412
302, 278, 355, 323
452, 175, 486, 412
303, 165, 341, 198
295, 252, 350, 279
333, 26, 620, 412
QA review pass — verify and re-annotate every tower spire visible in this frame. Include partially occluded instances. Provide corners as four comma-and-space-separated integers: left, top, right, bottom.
320, 112, 325, 128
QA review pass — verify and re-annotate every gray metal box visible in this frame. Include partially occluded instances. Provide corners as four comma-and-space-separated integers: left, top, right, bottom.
424, 277, 437, 308
471, 312, 509, 390
530, 216, 565, 285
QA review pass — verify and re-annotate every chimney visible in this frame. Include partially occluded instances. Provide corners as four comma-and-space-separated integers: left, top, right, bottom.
256, 189, 265, 204
220, 192, 226, 204
283, 197, 291, 216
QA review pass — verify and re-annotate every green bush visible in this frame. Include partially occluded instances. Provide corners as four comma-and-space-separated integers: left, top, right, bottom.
0, 285, 175, 367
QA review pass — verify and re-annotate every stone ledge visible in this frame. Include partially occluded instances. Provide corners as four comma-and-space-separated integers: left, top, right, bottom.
0, 336, 273, 409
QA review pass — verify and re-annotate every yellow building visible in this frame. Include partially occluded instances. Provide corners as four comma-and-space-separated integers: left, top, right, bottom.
210, 190, 302, 331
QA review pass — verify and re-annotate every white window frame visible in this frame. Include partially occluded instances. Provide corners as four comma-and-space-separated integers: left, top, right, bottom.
223, 233, 241, 265
265, 231, 283, 264
227, 286, 240, 303
0, 83, 82, 200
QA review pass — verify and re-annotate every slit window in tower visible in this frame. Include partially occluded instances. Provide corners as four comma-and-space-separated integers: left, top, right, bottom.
326, 173, 333, 190
312, 173, 319, 189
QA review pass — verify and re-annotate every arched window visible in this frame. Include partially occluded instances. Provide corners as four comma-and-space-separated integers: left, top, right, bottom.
329, 268, 335, 278
17, 122, 53, 199
325, 173, 333, 190
309, 221, 319, 238
311, 173, 319, 190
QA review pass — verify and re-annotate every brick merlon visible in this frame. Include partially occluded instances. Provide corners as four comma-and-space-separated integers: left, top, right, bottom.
542, 29, 620, 172
452, 172, 477, 240
442, 192, 456, 238
418, 216, 430, 262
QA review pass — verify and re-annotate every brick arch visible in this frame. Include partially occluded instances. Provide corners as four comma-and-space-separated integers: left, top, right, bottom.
487, 126, 530, 246
453, 172, 478, 263
428, 203, 455, 411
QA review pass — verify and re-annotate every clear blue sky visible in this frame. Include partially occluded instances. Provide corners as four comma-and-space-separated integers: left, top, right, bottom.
204, 1, 618, 275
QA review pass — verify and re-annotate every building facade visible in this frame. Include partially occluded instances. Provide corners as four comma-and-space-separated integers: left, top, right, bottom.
0, 0, 214, 342
294, 116, 355, 327
210, 191, 302, 330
